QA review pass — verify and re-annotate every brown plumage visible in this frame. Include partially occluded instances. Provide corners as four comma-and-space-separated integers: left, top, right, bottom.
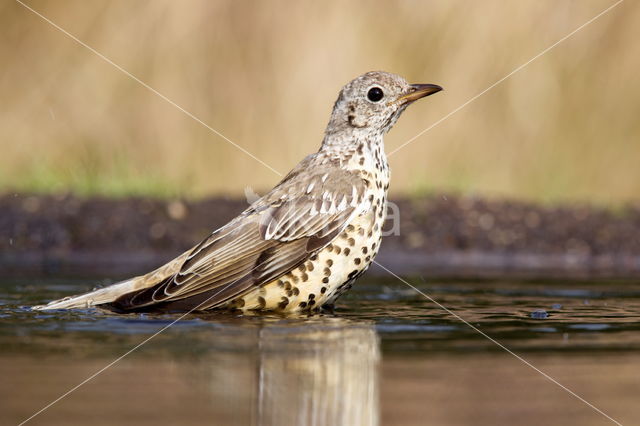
33, 71, 442, 313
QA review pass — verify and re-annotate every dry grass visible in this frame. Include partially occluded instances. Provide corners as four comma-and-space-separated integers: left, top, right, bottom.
1, 0, 638, 204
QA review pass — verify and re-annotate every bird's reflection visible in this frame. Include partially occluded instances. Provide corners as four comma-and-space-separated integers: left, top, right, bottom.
194, 316, 380, 426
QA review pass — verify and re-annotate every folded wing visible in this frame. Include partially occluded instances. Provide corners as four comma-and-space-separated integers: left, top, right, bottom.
111, 167, 368, 311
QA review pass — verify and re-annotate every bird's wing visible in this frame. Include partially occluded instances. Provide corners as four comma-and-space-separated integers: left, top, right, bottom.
111, 167, 368, 311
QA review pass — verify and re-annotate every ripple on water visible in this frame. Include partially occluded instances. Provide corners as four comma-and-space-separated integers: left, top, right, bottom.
1, 278, 640, 354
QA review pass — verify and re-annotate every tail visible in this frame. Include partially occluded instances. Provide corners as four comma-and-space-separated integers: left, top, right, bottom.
32, 250, 191, 310
32, 277, 144, 310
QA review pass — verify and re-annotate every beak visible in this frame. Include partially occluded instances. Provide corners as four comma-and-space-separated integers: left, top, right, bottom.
398, 83, 443, 104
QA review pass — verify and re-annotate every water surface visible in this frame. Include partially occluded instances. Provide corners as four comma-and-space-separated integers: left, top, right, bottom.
1, 277, 639, 425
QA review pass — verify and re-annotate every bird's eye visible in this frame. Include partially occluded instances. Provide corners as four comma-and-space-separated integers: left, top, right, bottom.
367, 87, 384, 102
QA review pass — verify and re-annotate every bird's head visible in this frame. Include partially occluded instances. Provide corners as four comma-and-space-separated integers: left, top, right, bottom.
324, 71, 442, 140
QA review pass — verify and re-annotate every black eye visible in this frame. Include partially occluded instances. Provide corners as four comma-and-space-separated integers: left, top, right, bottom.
367, 87, 384, 102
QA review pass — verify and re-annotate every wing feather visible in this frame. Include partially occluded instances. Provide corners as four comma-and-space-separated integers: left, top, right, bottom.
111, 164, 368, 311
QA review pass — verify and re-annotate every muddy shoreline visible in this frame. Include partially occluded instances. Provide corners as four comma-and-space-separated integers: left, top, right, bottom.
2, 193, 640, 280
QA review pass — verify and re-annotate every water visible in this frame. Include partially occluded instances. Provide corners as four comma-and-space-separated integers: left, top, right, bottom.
1, 277, 639, 425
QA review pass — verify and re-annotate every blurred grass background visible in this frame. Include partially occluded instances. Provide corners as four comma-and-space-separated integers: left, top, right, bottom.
0, 0, 638, 204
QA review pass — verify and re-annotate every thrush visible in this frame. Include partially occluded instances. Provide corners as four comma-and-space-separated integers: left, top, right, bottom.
34, 71, 442, 313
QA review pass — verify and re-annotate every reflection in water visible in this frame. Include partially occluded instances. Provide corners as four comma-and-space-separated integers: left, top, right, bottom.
1, 317, 379, 426
203, 319, 379, 426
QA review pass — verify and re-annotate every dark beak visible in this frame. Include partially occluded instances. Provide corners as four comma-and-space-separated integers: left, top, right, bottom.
398, 83, 443, 103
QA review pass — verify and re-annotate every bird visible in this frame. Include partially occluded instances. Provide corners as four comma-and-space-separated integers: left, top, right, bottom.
33, 71, 442, 313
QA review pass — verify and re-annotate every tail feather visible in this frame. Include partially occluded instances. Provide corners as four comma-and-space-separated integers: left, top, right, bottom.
31, 250, 191, 311
32, 278, 141, 310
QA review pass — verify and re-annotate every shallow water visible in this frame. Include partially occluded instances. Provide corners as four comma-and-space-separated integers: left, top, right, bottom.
1, 277, 639, 425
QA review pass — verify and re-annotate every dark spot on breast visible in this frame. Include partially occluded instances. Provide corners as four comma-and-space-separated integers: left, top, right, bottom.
347, 225, 355, 232
291, 275, 300, 284
326, 259, 333, 267
347, 237, 355, 246
308, 293, 315, 300
324, 267, 331, 276
277, 280, 285, 287
293, 287, 300, 296
334, 245, 342, 254
368, 230, 373, 237
358, 228, 365, 236
298, 264, 307, 272
310, 254, 319, 261
322, 277, 329, 284
279, 297, 289, 309
286, 290, 293, 297
321, 287, 327, 294
371, 242, 377, 251
354, 258, 361, 265
343, 247, 351, 255
301, 273, 309, 282
299, 301, 307, 308
306, 262, 315, 271
326, 245, 334, 253
308, 299, 315, 306
284, 282, 292, 291
236, 298, 245, 308
365, 256, 371, 262
359, 157, 365, 166
362, 247, 368, 254
257, 297, 266, 309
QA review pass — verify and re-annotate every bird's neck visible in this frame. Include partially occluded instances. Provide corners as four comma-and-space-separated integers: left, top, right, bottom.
319, 132, 389, 183
321, 127, 384, 152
